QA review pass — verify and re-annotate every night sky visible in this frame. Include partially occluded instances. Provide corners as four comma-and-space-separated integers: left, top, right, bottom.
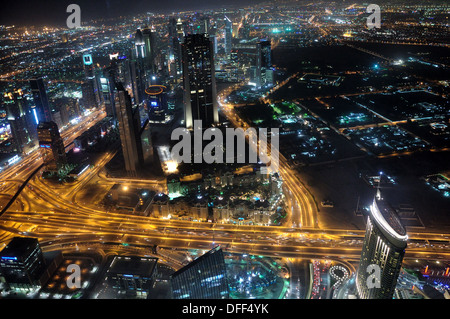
0, 0, 267, 27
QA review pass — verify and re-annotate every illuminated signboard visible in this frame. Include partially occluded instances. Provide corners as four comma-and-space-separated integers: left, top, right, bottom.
1, 256, 17, 260
83, 54, 93, 66
109, 53, 119, 60
32, 107, 39, 124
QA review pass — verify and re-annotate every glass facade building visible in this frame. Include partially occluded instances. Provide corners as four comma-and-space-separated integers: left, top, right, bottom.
356, 194, 408, 299
224, 16, 232, 56
29, 77, 52, 123
171, 246, 229, 299
0, 237, 46, 291
115, 82, 140, 176
4, 90, 34, 154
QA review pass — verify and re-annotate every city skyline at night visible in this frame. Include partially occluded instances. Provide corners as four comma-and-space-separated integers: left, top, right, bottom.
0, 0, 449, 308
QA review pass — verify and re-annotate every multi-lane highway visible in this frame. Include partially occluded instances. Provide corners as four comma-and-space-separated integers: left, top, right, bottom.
217, 83, 319, 229
0, 91, 449, 271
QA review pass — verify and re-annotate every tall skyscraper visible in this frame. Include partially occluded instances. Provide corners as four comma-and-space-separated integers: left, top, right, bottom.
142, 26, 158, 75
29, 77, 52, 123
199, 16, 210, 35
4, 89, 33, 154
172, 39, 182, 78
82, 53, 100, 108
115, 82, 140, 176
37, 121, 67, 172
133, 31, 148, 105
182, 34, 219, 129
168, 18, 185, 79
171, 246, 229, 299
259, 40, 272, 69
255, 40, 273, 88
176, 18, 184, 41
356, 192, 408, 299
100, 70, 116, 119
168, 17, 177, 40
134, 29, 146, 61
0, 237, 47, 291
224, 16, 232, 56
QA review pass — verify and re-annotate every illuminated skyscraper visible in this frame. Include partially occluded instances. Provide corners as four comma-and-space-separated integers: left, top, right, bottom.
37, 121, 67, 172
0, 237, 46, 292
176, 18, 185, 40
4, 89, 33, 154
82, 53, 100, 108
171, 246, 229, 299
199, 16, 210, 35
29, 77, 52, 123
255, 40, 273, 88
224, 16, 232, 56
182, 34, 218, 129
100, 70, 116, 119
356, 192, 408, 299
133, 30, 148, 104
258, 40, 272, 69
167, 18, 184, 78
115, 82, 141, 176
134, 29, 146, 60
142, 26, 158, 75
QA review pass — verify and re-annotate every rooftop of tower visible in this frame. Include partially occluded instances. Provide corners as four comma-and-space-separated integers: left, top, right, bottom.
371, 196, 408, 243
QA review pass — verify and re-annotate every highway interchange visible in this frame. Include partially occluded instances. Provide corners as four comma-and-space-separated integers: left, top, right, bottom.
0, 87, 449, 296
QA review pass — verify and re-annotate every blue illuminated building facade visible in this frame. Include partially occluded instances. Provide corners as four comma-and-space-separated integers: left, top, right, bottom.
29, 77, 52, 124
171, 246, 229, 299
145, 85, 168, 123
